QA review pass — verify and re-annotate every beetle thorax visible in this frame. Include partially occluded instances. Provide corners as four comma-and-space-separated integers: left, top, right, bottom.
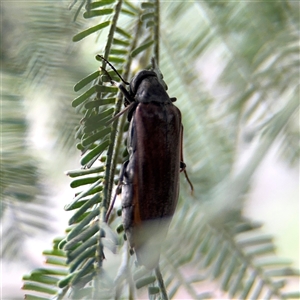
133, 75, 171, 104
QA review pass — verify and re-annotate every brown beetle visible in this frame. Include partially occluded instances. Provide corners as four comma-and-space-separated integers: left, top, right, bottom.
99, 56, 193, 269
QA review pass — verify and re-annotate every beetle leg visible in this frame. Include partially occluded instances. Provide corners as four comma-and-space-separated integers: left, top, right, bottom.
105, 161, 128, 222
180, 161, 186, 171
180, 126, 194, 193
179, 161, 194, 194
184, 170, 194, 194
118, 84, 134, 106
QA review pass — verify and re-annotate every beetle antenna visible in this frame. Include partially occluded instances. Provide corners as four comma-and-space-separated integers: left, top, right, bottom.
184, 170, 194, 194
97, 55, 130, 85
106, 102, 136, 125
100, 67, 115, 85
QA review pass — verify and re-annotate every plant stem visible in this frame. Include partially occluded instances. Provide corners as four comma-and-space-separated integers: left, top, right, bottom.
155, 266, 169, 300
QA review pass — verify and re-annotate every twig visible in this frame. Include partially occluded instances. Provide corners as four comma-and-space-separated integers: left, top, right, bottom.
155, 265, 169, 300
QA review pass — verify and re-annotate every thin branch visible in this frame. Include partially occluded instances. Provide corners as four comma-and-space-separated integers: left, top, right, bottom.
105, 13, 143, 219
155, 266, 169, 300
103, 0, 123, 63
154, 0, 160, 64
95, 0, 124, 296
101, 0, 124, 220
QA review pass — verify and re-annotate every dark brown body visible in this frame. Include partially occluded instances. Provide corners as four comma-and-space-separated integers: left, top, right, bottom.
121, 73, 183, 269
98, 65, 186, 269
97, 56, 192, 269
133, 103, 181, 224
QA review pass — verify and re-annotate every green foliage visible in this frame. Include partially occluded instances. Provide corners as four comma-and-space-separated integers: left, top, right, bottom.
10, 0, 299, 299
1, 33, 52, 260
1, 0, 95, 262
162, 205, 300, 299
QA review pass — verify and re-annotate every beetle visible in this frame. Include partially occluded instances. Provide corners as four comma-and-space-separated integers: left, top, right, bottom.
98, 55, 193, 269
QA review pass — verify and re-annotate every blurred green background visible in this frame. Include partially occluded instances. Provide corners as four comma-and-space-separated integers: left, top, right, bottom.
1, 1, 299, 299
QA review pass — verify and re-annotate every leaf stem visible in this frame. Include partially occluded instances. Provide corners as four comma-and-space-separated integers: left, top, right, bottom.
155, 266, 169, 300
154, 0, 160, 65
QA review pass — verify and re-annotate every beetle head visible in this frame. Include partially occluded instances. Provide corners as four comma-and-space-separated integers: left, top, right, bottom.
129, 69, 171, 105
129, 58, 168, 97
129, 70, 156, 95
